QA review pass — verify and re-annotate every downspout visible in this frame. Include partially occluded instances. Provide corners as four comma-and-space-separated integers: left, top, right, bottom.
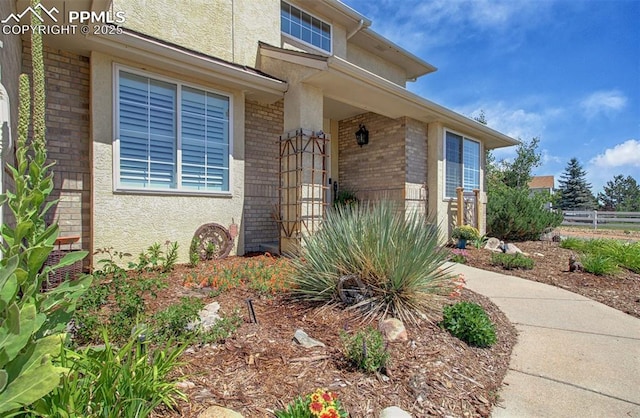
347, 19, 365, 40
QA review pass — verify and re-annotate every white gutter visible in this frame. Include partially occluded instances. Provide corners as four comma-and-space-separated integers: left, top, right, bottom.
347, 19, 365, 40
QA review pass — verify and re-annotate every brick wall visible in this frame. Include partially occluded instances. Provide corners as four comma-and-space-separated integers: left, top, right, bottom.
338, 113, 406, 203
22, 43, 91, 252
405, 118, 428, 216
244, 99, 283, 251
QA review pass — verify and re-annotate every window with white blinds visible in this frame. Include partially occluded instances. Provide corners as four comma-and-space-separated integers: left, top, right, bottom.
445, 131, 480, 198
116, 69, 230, 193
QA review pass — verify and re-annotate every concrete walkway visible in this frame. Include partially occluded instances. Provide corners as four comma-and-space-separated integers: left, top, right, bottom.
447, 263, 640, 418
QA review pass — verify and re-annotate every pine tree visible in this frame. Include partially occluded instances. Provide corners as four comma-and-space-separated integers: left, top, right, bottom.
598, 175, 640, 211
558, 158, 595, 210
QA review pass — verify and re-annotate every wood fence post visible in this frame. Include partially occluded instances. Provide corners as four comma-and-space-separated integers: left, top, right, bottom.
456, 187, 464, 226
473, 189, 481, 231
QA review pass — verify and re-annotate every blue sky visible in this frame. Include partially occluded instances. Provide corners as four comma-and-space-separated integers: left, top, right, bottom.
342, 0, 640, 194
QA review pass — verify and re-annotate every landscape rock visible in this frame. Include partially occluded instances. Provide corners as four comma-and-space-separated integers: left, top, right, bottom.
293, 328, 325, 348
198, 405, 244, 418
503, 243, 524, 255
187, 302, 221, 332
380, 406, 412, 418
176, 380, 196, 390
379, 318, 408, 342
484, 237, 502, 252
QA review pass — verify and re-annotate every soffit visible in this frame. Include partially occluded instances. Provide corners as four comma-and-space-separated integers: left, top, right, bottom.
348, 29, 437, 80
309, 56, 518, 149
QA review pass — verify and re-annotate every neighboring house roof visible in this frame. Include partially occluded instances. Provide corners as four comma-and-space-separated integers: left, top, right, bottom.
259, 43, 518, 149
529, 176, 555, 190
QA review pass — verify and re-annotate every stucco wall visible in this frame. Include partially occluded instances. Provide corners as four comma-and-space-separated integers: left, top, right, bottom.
346, 44, 407, 86
427, 122, 487, 240
90, 51, 247, 265
244, 99, 283, 251
338, 113, 405, 203
112, 0, 280, 67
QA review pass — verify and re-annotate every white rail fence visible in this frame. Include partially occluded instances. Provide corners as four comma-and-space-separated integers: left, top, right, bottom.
562, 210, 640, 229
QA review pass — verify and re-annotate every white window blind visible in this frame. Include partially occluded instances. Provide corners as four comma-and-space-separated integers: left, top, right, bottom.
117, 70, 230, 193
445, 131, 480, 198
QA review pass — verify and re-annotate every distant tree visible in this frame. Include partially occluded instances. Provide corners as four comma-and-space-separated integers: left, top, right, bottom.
502, 137, 542, 189
558, 158, 595, 210
473, 110, 487, 125
598, 175, 640, 211
486, 137, 542, 190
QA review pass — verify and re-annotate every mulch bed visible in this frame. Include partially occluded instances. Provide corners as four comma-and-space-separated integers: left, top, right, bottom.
462, 238, 640, 319
141, 257, 516, 418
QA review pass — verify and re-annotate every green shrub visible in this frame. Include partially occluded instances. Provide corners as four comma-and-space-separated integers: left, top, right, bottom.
341, 327, 390, 373
333, 188, 359, 208
26, 329, 187, 417
487, 185, 563, 241
490, 252, 534, 270
580, 253, 619, 276
290, 202, 453, 323
151, 297, 205, 341
73, 249, 166, 345
442, 302, 497, 347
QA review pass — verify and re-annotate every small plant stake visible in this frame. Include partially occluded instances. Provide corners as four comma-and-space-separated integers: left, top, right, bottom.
246, 298, 258, 324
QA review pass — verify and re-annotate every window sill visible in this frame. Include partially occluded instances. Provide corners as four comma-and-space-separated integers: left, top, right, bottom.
113, 188, 233, 198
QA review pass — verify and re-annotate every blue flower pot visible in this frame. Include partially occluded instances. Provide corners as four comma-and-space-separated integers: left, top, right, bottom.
456, 238, 467, 249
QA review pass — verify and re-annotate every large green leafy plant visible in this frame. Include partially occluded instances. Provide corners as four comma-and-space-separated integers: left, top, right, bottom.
0, 1, 91, 413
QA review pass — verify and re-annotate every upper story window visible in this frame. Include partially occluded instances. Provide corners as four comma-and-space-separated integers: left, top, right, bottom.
445, 130, 480, 198
281, 1, 331, 53
116, 68, 231, 193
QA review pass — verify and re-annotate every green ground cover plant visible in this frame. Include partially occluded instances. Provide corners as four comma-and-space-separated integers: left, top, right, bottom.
490, 253, 535, 270
341, 326, 390, 373
442, 302, 497, 348
290, 202, 453, 323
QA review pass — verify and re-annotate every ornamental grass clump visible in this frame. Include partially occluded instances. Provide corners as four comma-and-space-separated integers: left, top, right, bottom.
289, 202, 454, 324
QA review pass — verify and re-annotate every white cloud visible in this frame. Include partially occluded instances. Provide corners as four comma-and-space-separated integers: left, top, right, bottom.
456, 101, 563, 141
541, 149, 562, 165
356, 0, 554, 51
587, 140, 640, 192
579, 90, 627, 118
589, 139, 640, 168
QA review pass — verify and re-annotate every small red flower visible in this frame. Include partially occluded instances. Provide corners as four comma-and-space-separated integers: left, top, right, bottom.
309, 401, 323, 414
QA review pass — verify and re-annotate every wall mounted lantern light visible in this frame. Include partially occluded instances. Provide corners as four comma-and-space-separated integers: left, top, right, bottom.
355, 124, 369, 147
